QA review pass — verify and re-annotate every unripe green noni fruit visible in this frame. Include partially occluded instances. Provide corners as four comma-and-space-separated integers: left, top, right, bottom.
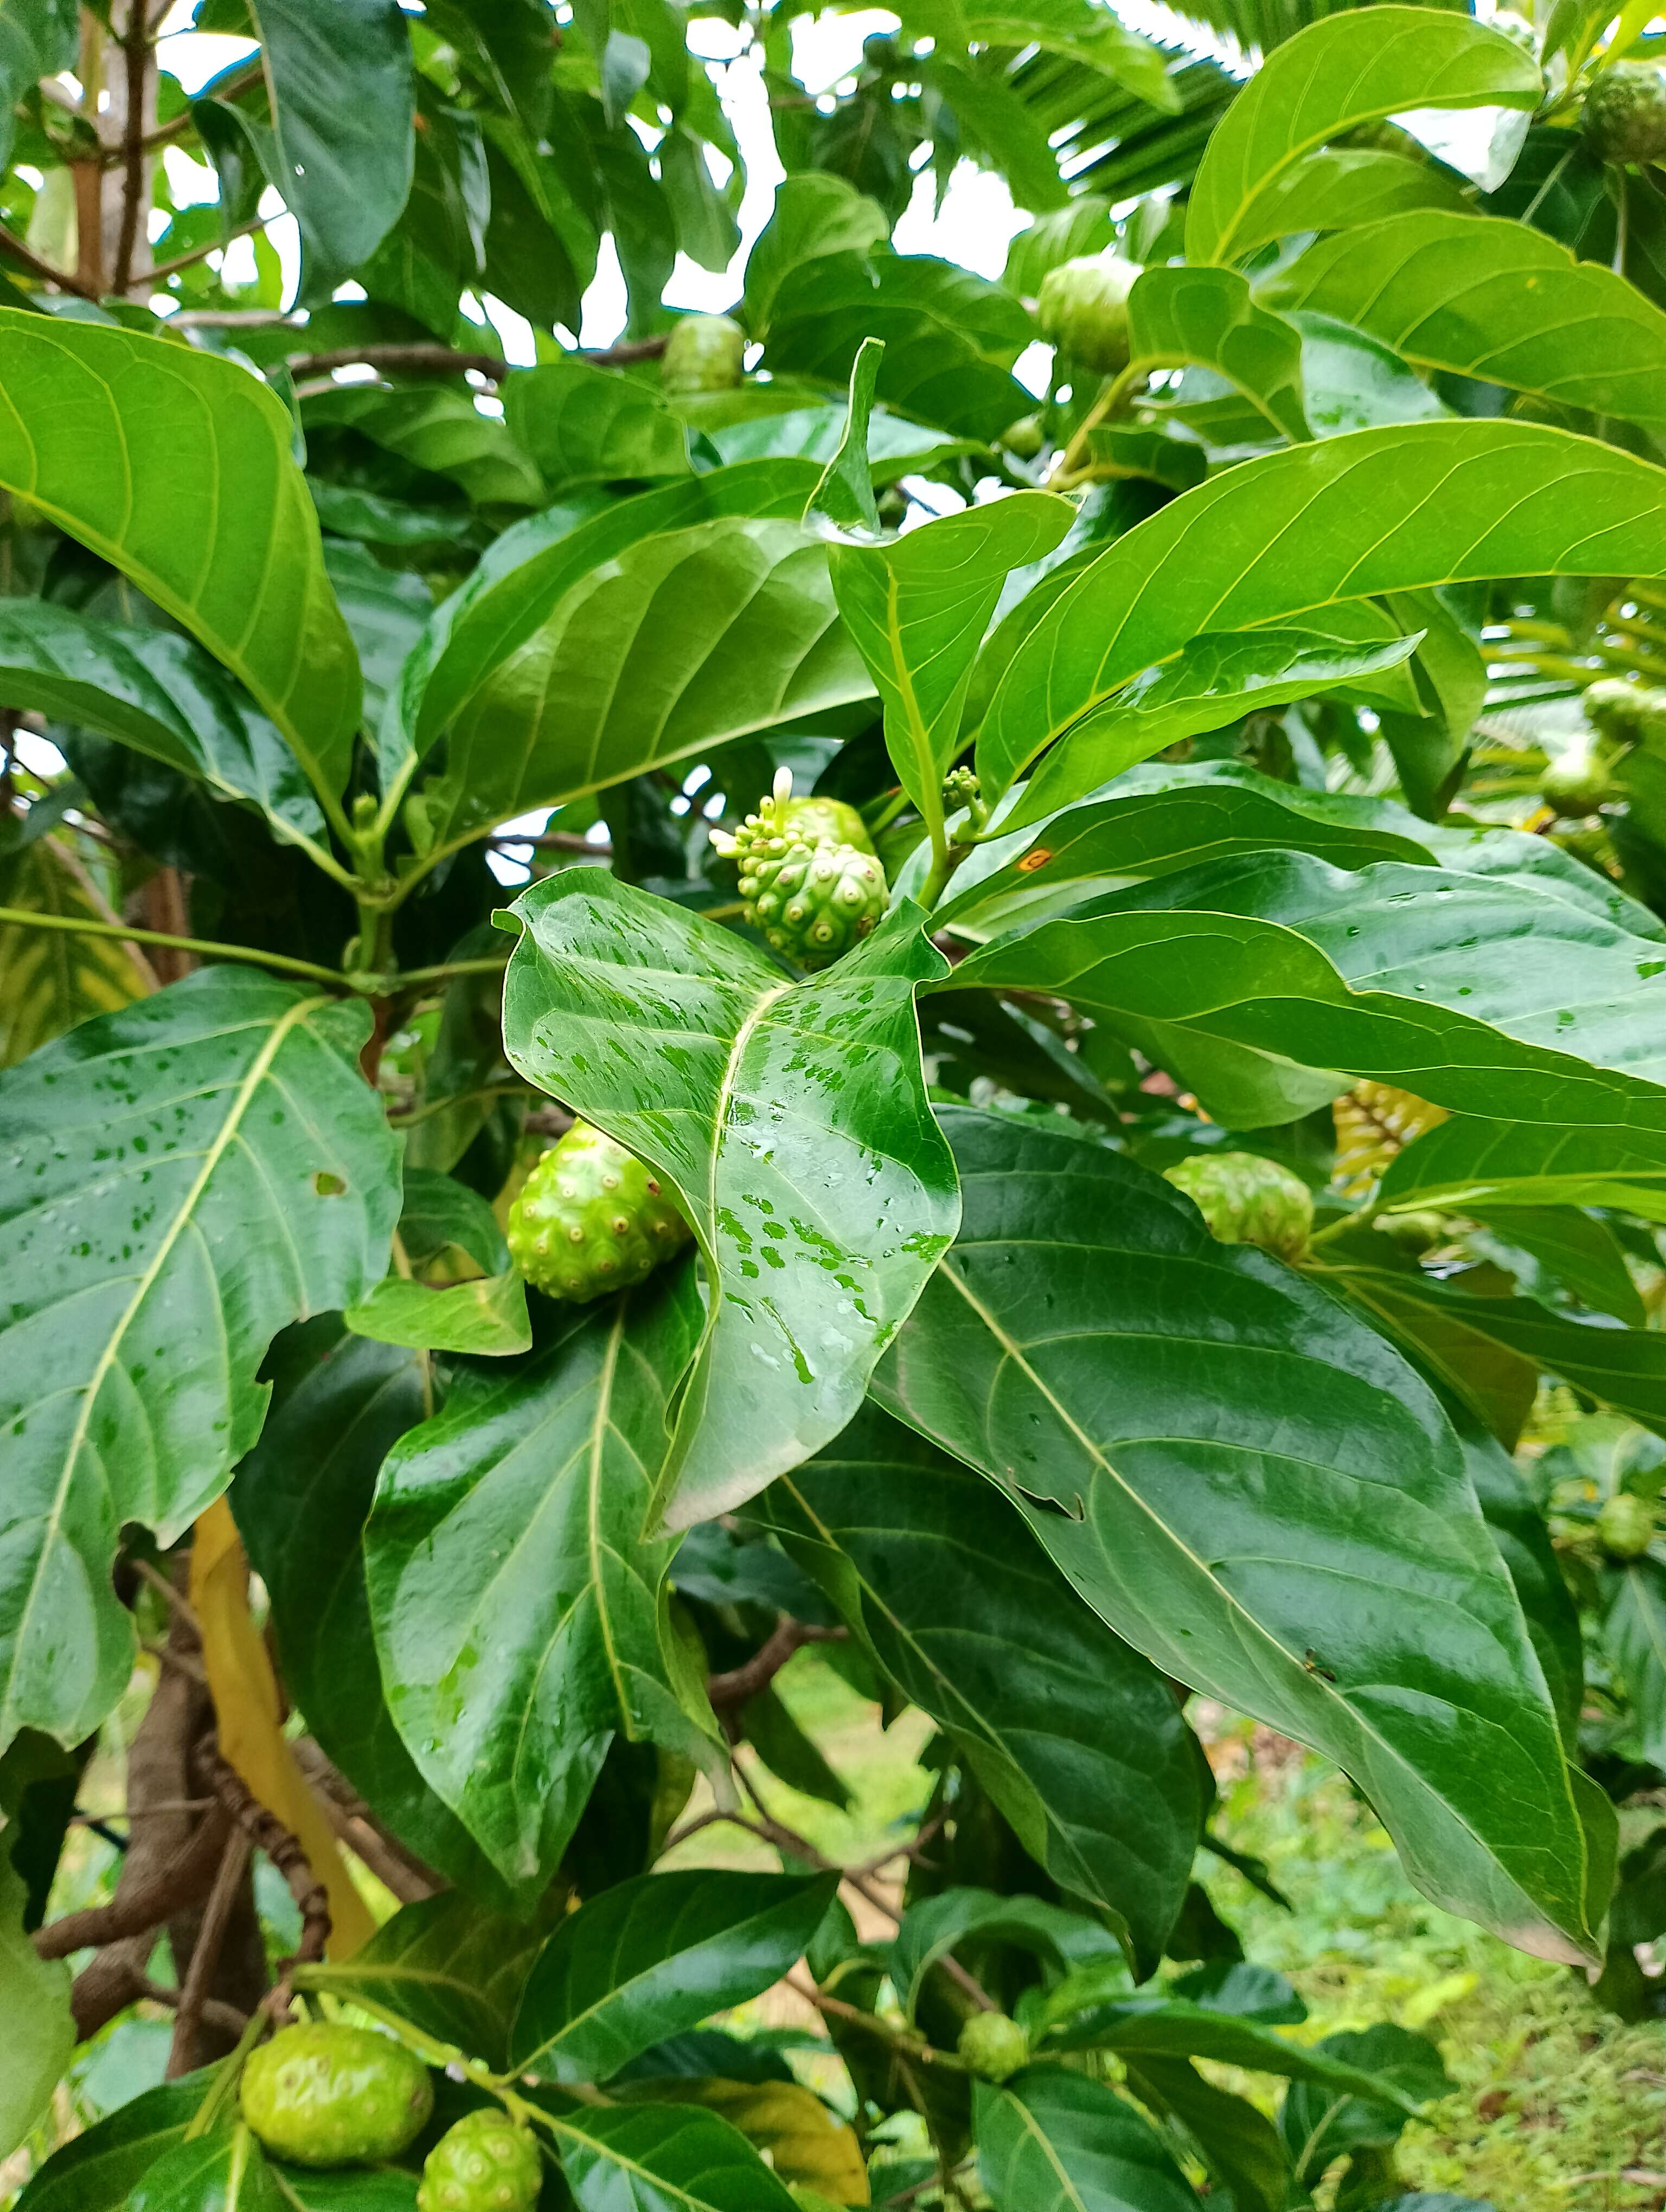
507, 1121, 691, 1303
741, 836, 889, 967
957, 2011, 1030, 2082
1584, 676, 1652, 746
1035, 253, 1140, 375
662, 312, 746, 393
1542, 731, 1618, 816
784, 793, 875, 855
1583, 61, 1666, 167
1599, 1490, 1656, 1560
1163, 1152, 1315, 1262
418, 2109, 543, 2212
240, 2023, 433, 2168
1001, 412, 1045, 459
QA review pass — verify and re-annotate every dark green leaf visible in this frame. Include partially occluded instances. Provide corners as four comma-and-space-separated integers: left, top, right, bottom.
1470, 1205, 1645, 1327
12, 2076, 210, 2212
1127, 265, 1310, 440
1047, 1994, 1422, 2105
498, 878, 959, 1527
128, 2124, 286, 2212
366, 1266, 719, 1887
510, 1868, 840, 2081
1278, 2024, 1449, 2187
768, 1404, 1203, 1975
0, 971, 400, 1752
742, 175, 889, 338
1122, 2055, 1286, 2212
975, 2068, 1203, 2211
504, 360, 689, 490
891, 1888, 1124, 2018
1604, 1554, 1666, 1771
296, 1889, 544, 2070
876, 1109, 1599, 1966
544, 2100, 800, 2211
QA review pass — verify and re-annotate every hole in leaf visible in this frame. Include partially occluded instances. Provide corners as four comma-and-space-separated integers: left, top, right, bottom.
312, 1171, 347, 1197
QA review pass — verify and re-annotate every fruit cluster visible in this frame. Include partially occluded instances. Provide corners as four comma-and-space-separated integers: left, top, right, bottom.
712, 769, 890, 969
1544, 677, 1666, 817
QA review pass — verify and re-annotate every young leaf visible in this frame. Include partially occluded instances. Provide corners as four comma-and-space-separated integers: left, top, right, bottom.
1186, 9, 1540, 263
1126, 265, 1310, 440
344, 1269, 532, 1356
742, 173, 889, 337
974, 420, 1666, 799
0, 971, 401, 1753
498, 876, 959, 1527
768, 1403, 1203, 1976
542, 2101, 802, 2212
876, 1109, 1600, 1967
232, 1317, 515, 1907
1266, 211, 1666, 439
0, 311, 361, 799
0, 1856, 71, 2162
251, 0, 416, 292
295, 1890, 546, 2069
804, 337, 885, 537
975, 2069, 1203, 2212
510, 1868, 840, 2080
504, 358, 690, 491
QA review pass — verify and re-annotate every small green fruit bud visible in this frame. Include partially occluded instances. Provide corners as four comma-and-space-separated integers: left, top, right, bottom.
1583, 61, 1666, 167
1373, 1210, 1450, 1257
1035, 254, 1140, 375
958, 2011, 1030, 2082
662, 313, 746, 394
1001, 413, 1045, 459
1163, 1152, 1315, 1263
1542, 734, 1618, 816
418, 2108, 543, 2212
240, 2024, 433, 2168
1584, 676, 1651, 746
1599, 1490, 1656, 1560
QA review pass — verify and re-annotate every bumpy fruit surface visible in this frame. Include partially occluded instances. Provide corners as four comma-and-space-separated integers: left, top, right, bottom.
1583, 61, 1666, 166
240, 2024, 433, 2168
1599, 1490, 1656, 1560
662, 312, 746, 393
1164, 1152, 1314, 1262
508, 1121, 691, 1303
1035, 253, 1140, 374
784, 793, 874, 855
741, 835, 889, 967
957, 2011, 1030, 2082
418, 2110, 542, 2212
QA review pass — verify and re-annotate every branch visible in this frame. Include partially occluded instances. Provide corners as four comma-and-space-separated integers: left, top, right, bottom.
0, 904, 349, 988
145, 213, 266, 288
290, 1737, 442, 1905
196, 1741, 330, 2010
113, 61, 264, 162
282, 333, 670, 387
112, 6, 152, 294
0, 222, 99, 299
707, 1618, 848, 1712
784, 1973, 964, 2068
35, 1803, 230, 1958
168, 1827, 253, 2078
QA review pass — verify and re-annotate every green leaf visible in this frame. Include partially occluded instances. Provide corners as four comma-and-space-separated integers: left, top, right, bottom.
974, 421, 1666, 801
805, 338, 885, 537
1003, 199, 1114, 299
303, 384, 542, 510
1046, 1994, 1421, 2105
344, 1269, 531, 1355
0, 600, 327, 845
321, 539, 433, 738
1471, 1205, 1645, 1326
0, 311, 361, 797
510, 1868, 839, 2081
767, 1404, 1203, 1976
12, 2076, 210, 2212
365, 1268, 717, 1886
930, 61, 1069, 211
0, 834, 149, 1070
612, 2077, 868, 2206
742, 175, 890, 338
128, 2124, 286, 2212
296, 1889, 544, 2069
972, 0, 1176, 110
876, 1109, 1599, 1967
397, 1166, 509, 1275
830, 491, 1073, 821
232, 1317, 513, 1908
975, 2069, 1203, 2212
890, 1888, 1123, 2020
1603, 1555, 1666, 1770
1278, 2024, 1448, 2187
1292, 314, 1450, 438
1000, 629, 1421, 829
1121, 2056, 1286, 2212
544, 2101, 800, 2211
498, 878, 959, 1528
396, 464, 873, 854
1186, 9, 1540, 264
251, 0, 416, 292
1266, 211, 1666, 440
1126, 265, 1310, 440
764, 254, 1036, 443
266, 2174, 419, 2211
1218, 145, 1474, 264
0, 1856, 71, 2161
504, 359, 690, 490
1318, 1265, 1538, 1451
0, 970, 401, 1751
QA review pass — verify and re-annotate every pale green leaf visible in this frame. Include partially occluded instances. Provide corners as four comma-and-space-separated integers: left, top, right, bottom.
344, 1269, 531, 1355
1220, 145, 1474, 263
1127, 265, 1310, 440
0, 1858, 71, 2160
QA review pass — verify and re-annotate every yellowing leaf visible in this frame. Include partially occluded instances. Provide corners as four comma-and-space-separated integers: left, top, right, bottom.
1332, 1081, 1449, 1198
639, 2080, 869, 2205
190, 1496, 375, 1958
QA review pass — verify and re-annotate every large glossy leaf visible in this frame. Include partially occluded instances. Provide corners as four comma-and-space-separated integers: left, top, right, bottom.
0, 311, 360, 798
366, 1266, 719, 1888
344, 1269, 531, 1356
498, 876, 959, 1528
1047, 1994, 1420, 2103
546, 2102, 800, 2212
0, 833, 149, 1070
252, 0, 415, 290
296, 1891, 544, 2069
1267, 211, 1666, 437
129, 2126, 285, 2212
0, 970, 400, 1752
504, 358, 690, 490
0, 1859, 71, 2162
829, 492, 1073, 819
890, 1888, 1123, 2019
1453, 1407, 1584, 1748
304, 384, 542, 510
1185, 9, 1539, 264
975, 2069, 1203, 2212
618, 2079, 868, 2205
0, 601, 326, 845
974, 421, 1666, 799
1126, 266, 1309, 440
231, 1317, 511, 1906
1221, 145, 1474, 263
12, 2077, 210, 2212
764, 254, 1035, 443
742, 173, 890, 337
876, 1110, 1598, 1966
510, 1868, 839, 2081
767, 1403, 1202, 1975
